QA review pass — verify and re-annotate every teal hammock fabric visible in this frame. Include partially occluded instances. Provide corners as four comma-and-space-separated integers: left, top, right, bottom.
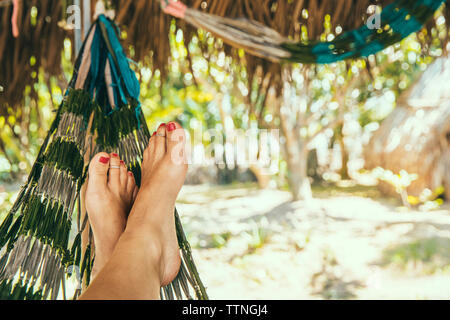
282, 0, 446, 63
0, 15, 208, 300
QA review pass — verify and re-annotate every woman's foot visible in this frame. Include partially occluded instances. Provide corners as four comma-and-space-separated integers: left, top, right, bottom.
86, 152, 138, 278
125, 122, 188, 286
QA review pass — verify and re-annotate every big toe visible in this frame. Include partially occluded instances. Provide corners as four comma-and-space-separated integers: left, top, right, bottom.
88, 152, 110, 188
153, 123, 168, 161
166, 122, 187, 166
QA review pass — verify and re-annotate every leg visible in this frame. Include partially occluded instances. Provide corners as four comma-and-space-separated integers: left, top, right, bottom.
79, 122, 187, 300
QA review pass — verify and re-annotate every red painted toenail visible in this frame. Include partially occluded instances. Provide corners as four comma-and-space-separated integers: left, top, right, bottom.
128, 172, 133, 177
167, 122, 176, 132
112, 153, 119, 157
99, 156, 110, 164
120, 160, 125, 165
159, 123, 166, 129
152, 132, 156, 137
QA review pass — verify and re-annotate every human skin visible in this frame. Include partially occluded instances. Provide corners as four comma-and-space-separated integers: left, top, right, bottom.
79, 122, 187, 300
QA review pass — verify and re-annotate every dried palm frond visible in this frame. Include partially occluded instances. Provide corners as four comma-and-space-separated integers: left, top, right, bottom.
179, 7, 290, 62
0, 0, 65, 111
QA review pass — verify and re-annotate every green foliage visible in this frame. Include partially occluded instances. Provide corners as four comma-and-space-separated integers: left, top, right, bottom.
0, 190, 18, 222
373, 167, 418, 194
348, 41, 442, 159
244, 219, 271, 253
372, 167, 444, 210
408, 187, 445, 211
381, 237, 450, 275
210, 232, 232, 249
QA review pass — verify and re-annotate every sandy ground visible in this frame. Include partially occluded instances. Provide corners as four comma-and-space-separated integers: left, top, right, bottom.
176, 184, 450, 300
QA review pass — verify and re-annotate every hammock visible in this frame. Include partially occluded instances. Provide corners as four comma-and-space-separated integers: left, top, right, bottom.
0, 15, 208, 300
161, 0, 446, 63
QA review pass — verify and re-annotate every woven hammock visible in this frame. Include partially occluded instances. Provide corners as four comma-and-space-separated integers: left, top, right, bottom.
161, 0, 446, 63
0, 15, 208, 300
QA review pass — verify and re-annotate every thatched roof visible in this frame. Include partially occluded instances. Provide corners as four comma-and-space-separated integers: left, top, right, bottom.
365, 56, 450, 199
112, 0, 450, 88
1, 0, 449, 111
0, 0, 65, 112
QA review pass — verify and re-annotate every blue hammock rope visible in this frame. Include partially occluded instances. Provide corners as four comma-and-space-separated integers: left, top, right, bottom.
87, 16, 140, 116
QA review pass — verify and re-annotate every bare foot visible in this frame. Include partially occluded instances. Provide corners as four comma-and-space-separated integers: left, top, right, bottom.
86, 152, 138, 278
125, 122, 187, 286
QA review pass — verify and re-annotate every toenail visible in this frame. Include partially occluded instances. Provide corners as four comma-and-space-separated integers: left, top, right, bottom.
99, 156, 110, 164
167, 122, 176, 132
152, 132, 156, 137
112, 153, 119, 157
158, 123, 166, 129
120, 160, 125, 165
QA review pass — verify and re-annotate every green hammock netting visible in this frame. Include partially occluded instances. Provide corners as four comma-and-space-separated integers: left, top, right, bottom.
0, 15, 208, 300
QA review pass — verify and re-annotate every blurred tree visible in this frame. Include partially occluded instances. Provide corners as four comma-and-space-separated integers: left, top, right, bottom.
275, 62, 365, 200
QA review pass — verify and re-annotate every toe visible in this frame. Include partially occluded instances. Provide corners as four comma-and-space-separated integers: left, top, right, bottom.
144, 134, 156, 162
166, 122, 187, 165
143, 133, 156, 172
88, 152, 110, 188
132, 186, 138, 201
109, 153, 121, 186
119, 160, 128, 187
153, 123, 167, 161
126, 171, 136, 195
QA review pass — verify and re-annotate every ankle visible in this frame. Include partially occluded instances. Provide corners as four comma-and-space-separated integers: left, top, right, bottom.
137, 180, 179, 204
120, 227, 167, 283
121, 227, 163, 258
128, 195, 175, 228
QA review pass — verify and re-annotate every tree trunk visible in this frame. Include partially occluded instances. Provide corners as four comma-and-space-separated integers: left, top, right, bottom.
279, 108, 312, 201
249, 164, 271, 189
338, 133, 350, 180
286, 146, 312, 201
